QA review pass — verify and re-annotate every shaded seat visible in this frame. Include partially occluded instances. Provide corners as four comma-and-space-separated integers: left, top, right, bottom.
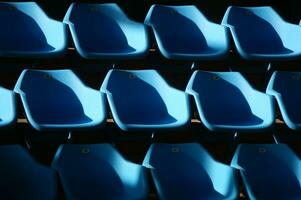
186, 71, 274, 132
232, 144, 301, 200
143, 143, 239, 200
100, 69, 190, 131
0, 145, 57, 200
145, 5, 229, 60
64, 3, 149, 59
222, 6, 301, 60
14, 69, 106, 131
0, 87, 16, 127
0, 2, 67, 58
266, 71, 301, 130
52, 144, 148, 200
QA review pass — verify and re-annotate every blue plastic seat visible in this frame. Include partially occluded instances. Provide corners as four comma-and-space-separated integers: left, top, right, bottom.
266, 71, 301, 130
0, 87, 16, 127
100, 69, 190, 131
0, 145, 57, 200
232, 144, 301, 200
52, 144, 148, 200
222, 6, 301, 60
14, 69, 106, 131
145, 5, 229, 60
0, 2, 67, 58
64, 3, 149, 59
186, 71, 275, 132
143, 143, 239, 200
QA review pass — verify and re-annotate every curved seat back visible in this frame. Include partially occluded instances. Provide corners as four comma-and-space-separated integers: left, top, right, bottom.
0, 145, 57, 200
0, 2, 67, 57
232, 144, 301, 199
223, 7, 288, 54
64, 3, 148, 59
267, 71, 301, 130
52, 144, 149, 200
143, 143, 239, 200
222, 6, 301, 60
145, 5, 229, 59
101, 70, 190, 131
14, 70, 106, 131
186, 71, 274, 131
102, 70, 171, 124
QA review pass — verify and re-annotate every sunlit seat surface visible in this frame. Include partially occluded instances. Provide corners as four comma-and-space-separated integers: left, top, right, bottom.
0, 87, 16, 128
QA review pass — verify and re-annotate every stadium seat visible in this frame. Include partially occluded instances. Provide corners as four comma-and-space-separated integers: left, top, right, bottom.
0, 87, 16, 127
186, 71, 275, 132
52, 144, 149, 200
14, 69, 106, 131
267, 71, 301, 130
145, 5, 229, 60
0, 145, 57, 200
143, 143, 239, 200
100, 69, 190, 131
0, 2, 67, 57
232, 144, 301, 199
64, 3, 149, 59
222, 6, 301, 60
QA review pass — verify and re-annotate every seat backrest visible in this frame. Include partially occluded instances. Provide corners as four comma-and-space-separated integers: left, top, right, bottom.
0, 145, 57, 200
145, 5, 210, 53
101, 70, 173, 124
14, 70, 92, 125
143, 143, 239, 199
232, 144, 301, 199
222, 6, 290, 54
65, 3, 136, 53
0, 2, 66, 55
267, 72, 301, 124
187, 71, 259, 124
